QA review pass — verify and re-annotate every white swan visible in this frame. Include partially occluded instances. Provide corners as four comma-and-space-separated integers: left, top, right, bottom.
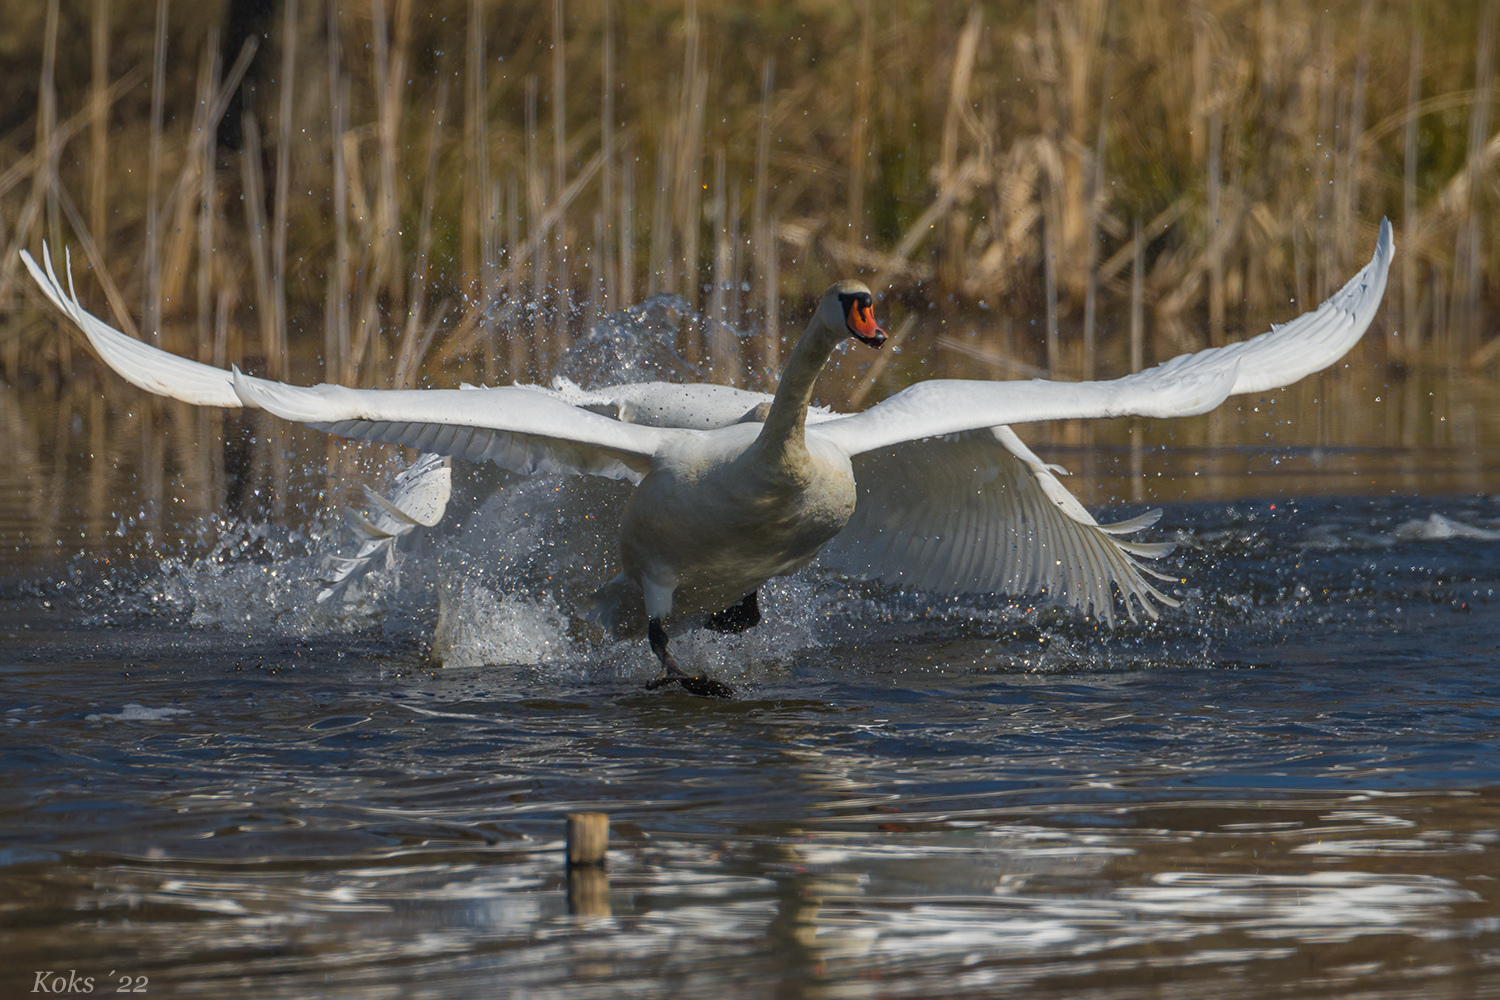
21, 219, 1392, 696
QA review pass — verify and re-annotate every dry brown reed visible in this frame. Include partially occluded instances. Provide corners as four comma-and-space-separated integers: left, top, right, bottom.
90, 0, 110, 248
270, 0, 299, 382
0, 0, 1496, 405
38, 0, 61, 275
195, 28, 221, 359
141, 0, 167, 346
552, 0, 569, 352
752, 56, 776, 383
1402, 20, 1423, 358
327, 1, 350, 386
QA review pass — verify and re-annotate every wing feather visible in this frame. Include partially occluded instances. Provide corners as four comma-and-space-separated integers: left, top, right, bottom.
1096, 509, 1162, 535
22, 245, 243, 406
822, 426, 1178, 624
247, 366, 672, 482
24, 245, 673, 483
814, 219, 1393, 457
952, 486, 984, 587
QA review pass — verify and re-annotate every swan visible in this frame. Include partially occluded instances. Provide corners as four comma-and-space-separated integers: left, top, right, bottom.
20, 219, 1392, 696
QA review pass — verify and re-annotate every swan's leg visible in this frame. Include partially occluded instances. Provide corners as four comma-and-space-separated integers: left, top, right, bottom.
704, 591, 761, 634
644, 618, 734, 699
645, 619, 688, 681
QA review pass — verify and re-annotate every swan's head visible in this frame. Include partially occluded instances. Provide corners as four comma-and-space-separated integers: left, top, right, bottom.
822, 280, 887, 348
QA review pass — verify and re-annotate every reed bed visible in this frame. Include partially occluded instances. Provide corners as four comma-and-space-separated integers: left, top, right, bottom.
0, 0, 1496, 403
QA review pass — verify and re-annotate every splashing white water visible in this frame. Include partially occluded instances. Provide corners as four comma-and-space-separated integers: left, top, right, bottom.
1391, 512, 1500, 542
430, 572, 575, 668
84, 704, 192, 722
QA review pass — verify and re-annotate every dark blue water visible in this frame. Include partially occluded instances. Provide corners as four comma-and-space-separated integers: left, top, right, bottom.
3, 483, 1500, 998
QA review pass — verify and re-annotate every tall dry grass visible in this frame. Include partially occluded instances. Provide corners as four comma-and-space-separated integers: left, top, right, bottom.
0, 0, 1496, 402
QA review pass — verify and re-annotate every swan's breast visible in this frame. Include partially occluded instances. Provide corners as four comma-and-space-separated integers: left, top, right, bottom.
619, 426, 856, 610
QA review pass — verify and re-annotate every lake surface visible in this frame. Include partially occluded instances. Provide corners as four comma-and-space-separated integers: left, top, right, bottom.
4, 350, 1500, 998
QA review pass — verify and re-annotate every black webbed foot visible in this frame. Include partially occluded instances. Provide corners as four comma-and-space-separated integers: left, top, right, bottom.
644, 668, 736, 699
676, 675, 736, 698
703, 591, 761, 634
645, 618, 735, 699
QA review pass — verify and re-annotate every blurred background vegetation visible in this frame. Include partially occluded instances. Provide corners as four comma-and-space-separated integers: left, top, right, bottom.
0, 0, 1496, 394
3, 0, 1500, 554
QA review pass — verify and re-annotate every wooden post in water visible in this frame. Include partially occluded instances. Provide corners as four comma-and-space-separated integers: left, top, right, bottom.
567, 812, 609, 866
566, 812, 610, 916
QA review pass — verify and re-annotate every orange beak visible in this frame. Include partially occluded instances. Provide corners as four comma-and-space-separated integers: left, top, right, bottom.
846, 299, 887, 347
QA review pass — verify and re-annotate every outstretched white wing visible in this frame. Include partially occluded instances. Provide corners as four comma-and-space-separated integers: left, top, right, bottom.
23, 245, 674, 483
230, 373, 669, 483
812, 218, 1393, 457
820, 426, 1177, 624
22, 246, 244, 406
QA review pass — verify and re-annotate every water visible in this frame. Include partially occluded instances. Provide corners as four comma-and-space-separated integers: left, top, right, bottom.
4, 327, 1500, 997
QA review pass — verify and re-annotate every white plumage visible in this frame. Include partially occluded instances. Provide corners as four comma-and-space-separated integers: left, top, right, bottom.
317, 453, 452, 605
21, 219, 1392, 693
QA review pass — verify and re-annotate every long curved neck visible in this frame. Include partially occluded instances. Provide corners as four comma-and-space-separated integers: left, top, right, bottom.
755, 314, 841, 466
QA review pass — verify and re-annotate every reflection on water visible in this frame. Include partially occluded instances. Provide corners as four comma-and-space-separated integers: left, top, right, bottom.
2, 344, 1500, 997
3, 642, 1500, 999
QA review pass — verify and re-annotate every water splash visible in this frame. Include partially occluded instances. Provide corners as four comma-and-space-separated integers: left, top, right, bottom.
552, 294, 702, 389
430, 570, 573, 668
1391, 512, 1500, 542
83, 704, 193, 722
